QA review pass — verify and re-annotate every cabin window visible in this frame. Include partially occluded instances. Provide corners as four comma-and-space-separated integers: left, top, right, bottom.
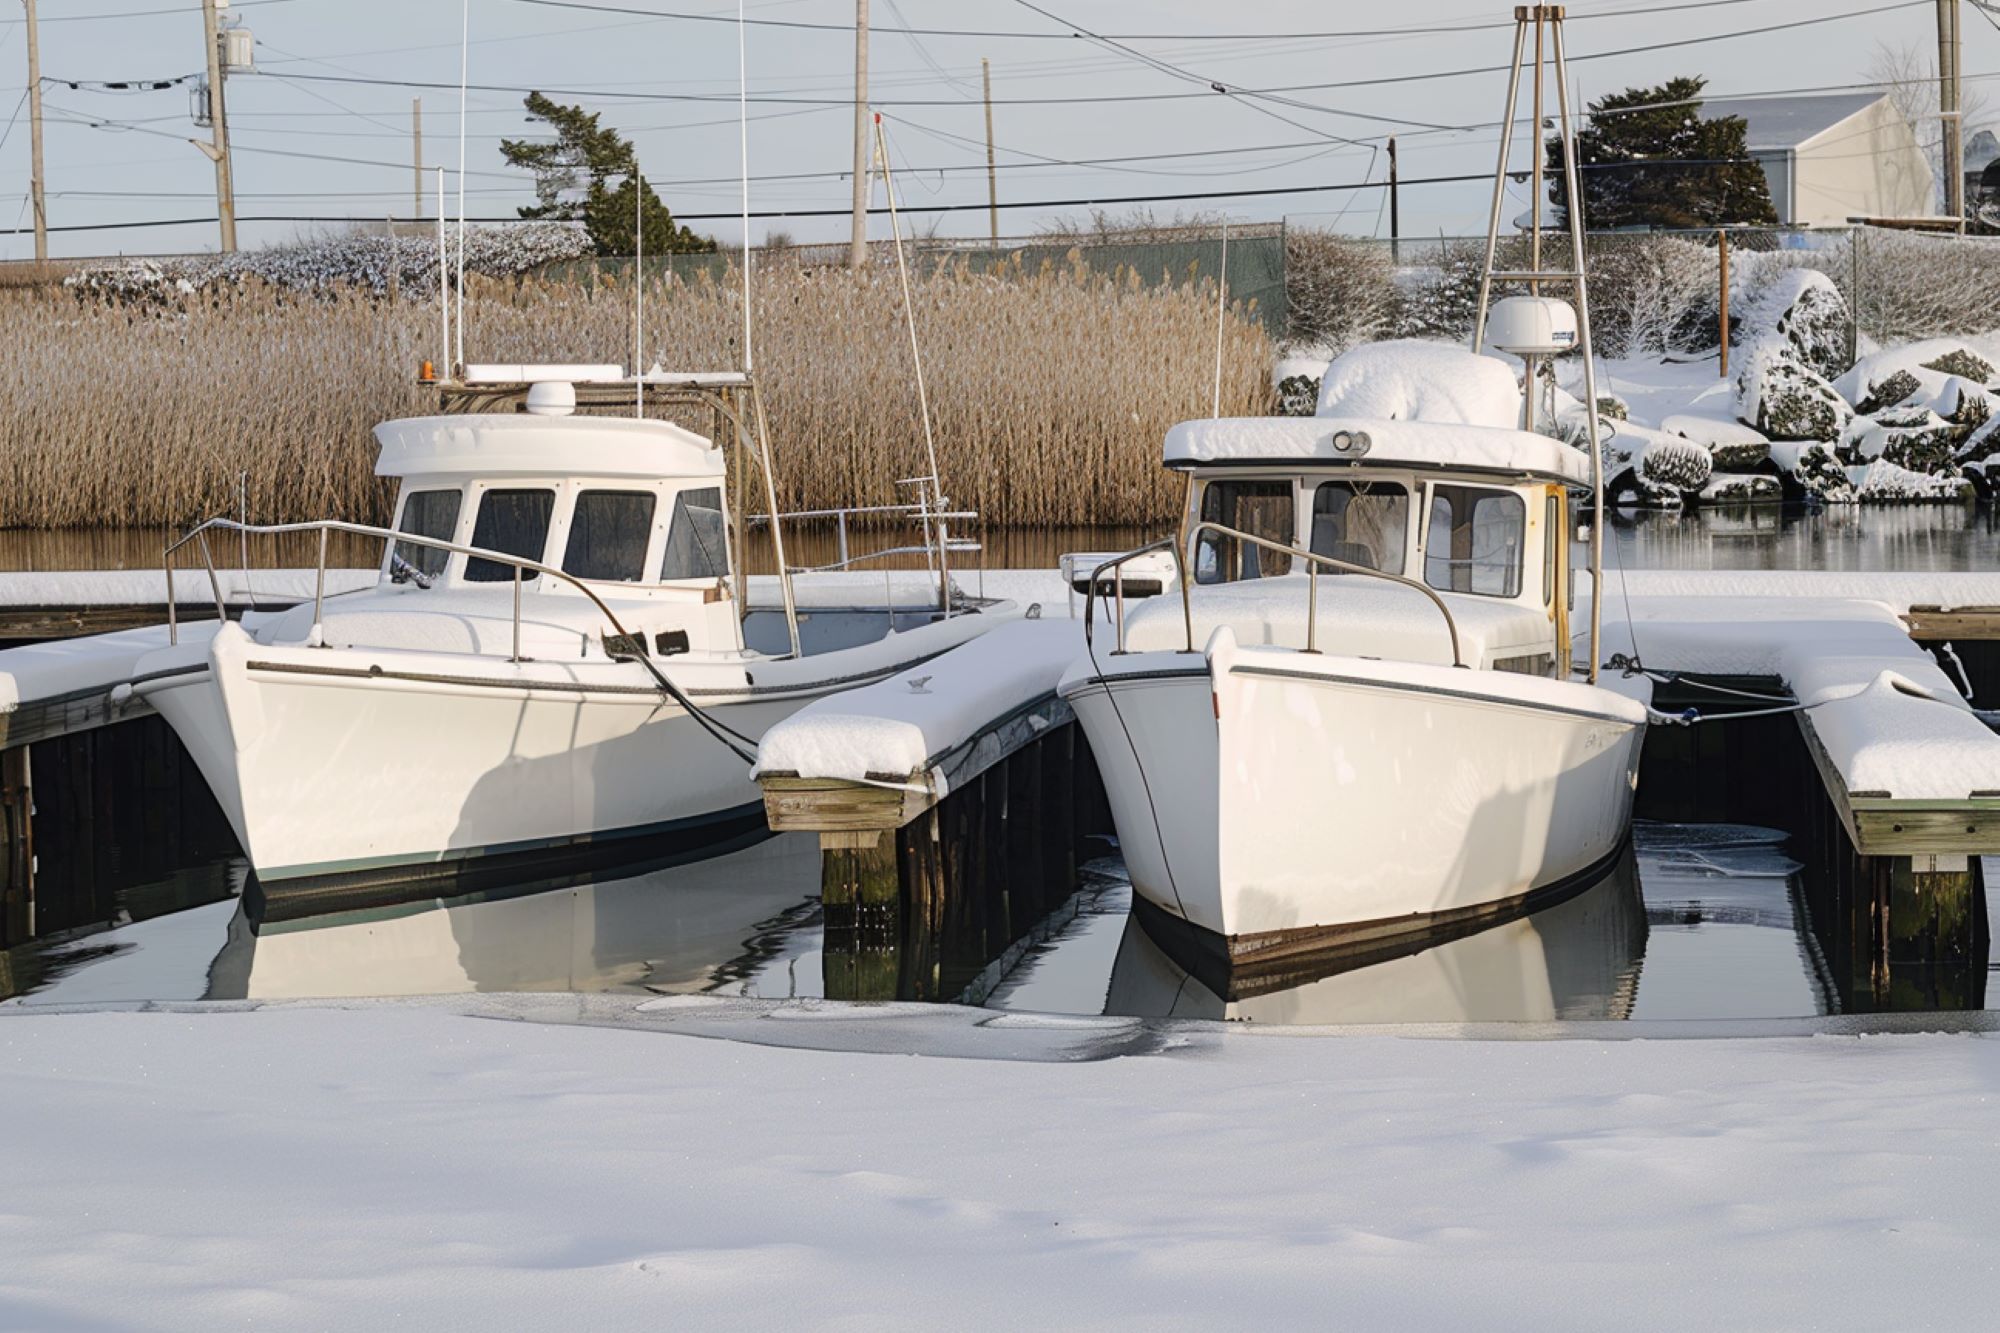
1543, 492, 1560, 605
1309, 481, 1407, 575
1424, 485, 1524, 597
1195, 480, 1293, 584
392, 488, 460, 580
465, 488, 556, 582
564, 490, 657, 582
660, 486, 729, 581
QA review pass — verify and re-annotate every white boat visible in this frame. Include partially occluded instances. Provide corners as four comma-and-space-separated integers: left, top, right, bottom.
1059, 417, 1649, 971
135, 370, 1014, 908
1060, 8, 1650, 973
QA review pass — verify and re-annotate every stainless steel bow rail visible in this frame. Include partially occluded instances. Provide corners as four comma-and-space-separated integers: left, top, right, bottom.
1081, 522, 1466, 668
160, 517, 764, 761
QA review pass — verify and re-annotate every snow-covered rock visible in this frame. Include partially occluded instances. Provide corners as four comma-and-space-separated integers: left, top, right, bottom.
1850, 457, 1975, 501
1734, 337, 1852, 442
1698, 471, 1783, 504
1314, 339, 1522, 428
1769, 441, 1857, 503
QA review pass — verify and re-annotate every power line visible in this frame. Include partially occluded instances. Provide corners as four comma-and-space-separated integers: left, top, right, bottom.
212, 4, 1931, 112
28, 0, 293, 22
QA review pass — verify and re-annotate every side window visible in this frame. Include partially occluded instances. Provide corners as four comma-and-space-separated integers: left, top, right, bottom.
1195, 480, 1293, 585
1543, 492, 1560, 605
564, 490, 657, 582
1424, 485, 1525, 597
661, 486, 729, 581
392, 488, 460, 580
465, 488, 555, 582
1310, 481, 1408, 574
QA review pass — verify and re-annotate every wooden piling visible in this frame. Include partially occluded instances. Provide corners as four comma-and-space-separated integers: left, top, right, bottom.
1, 745, 32, 947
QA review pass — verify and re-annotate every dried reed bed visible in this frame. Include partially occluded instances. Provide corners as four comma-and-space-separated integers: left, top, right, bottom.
0, 261, 1270, 531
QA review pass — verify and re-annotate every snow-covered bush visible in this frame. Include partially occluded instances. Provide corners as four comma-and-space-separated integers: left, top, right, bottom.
1284, 229, 1396, 355
1773, 442, 1857, 503
64, 224, 593, 302
1737, 268, 1849, 380
1586, 235, 1719, 359
1851, 458, 1975, 501
1734, 337, 1852, 441
1271, 354, 1329, 418
1701, 472, 1782, 503
1664, 412, 1771, 471
1922, 347, 1996, 381
1387, 240, 1492, 342
1848, 367, 1923, 415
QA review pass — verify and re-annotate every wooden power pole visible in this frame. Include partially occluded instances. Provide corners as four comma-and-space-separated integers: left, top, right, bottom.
199, 0, 236, 252
1387, 135, 1400, 264
848, 0, 869, 269
22, 0, 47, 261
1940, 0, 1965, 231
412, 98, 424, 221
982, 58, 998, 251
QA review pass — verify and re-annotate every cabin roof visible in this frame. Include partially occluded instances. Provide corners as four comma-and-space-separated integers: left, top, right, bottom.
373, 414, 725, 481
1163, 416, 1592, 487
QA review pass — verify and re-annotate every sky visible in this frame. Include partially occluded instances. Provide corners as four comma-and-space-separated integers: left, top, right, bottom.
0, 0, 1985, 260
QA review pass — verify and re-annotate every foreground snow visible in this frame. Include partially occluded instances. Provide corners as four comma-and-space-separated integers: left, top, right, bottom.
2, 999, 1997, 1328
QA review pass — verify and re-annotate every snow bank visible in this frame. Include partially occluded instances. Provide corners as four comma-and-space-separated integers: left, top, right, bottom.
753, 618, 1084, 783
1313, 338, 1522, 429
1, 1001, 1997, 1329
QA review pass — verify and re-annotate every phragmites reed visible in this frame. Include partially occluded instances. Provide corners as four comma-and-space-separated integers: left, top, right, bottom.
0, 260, 1271, 531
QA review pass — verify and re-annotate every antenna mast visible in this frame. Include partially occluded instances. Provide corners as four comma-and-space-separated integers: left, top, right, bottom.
1471, 4, 1605, 685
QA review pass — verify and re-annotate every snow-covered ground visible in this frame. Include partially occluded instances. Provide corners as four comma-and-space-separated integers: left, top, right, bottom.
2, 999, 1997, 1328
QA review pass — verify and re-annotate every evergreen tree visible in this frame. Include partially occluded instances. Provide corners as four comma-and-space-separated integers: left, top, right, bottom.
500, 92, 714, 256
1547, 77, 1778, 229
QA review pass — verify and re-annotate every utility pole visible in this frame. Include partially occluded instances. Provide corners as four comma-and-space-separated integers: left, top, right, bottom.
199, 0, 236, 252
848, 0, 869, 269
982, 58, 998, 251
412, 98, 424, 221
22, 0, 47, 261
1939, 0, 1965, 231
1387, 135, 1400, 265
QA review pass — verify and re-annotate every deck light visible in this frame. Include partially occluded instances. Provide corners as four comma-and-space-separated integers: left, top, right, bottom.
1329, 429, 1372, 457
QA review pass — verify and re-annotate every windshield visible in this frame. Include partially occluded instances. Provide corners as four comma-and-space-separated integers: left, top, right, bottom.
1309, 480, 1408, 574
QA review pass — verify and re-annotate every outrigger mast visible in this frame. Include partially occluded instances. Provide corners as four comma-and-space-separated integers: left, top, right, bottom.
1471, 4, 1607, 685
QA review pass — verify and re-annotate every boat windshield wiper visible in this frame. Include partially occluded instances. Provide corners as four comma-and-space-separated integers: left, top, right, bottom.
389, 551, 434, 589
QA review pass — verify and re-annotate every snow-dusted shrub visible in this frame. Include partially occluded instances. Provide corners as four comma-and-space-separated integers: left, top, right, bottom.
1284, 228, 1396, 354
1878, 422, 1960, 475
65, 224, 593, 302
1940, 379, 1993, 428
1920, 347, 1996, 382
1636, 430, 1714, 493
1851, 458, 1975, 501
1276, 375, 1319, 416
1734, 337, 1852, 441
1737, 269, 1849, 380
1388, 239, 1501, 341
1663, 412, 1770, 471
1586, 235, 1719, 358
1596, 394, 1629, 421
1771, 442, 1857, 503
1850, 367, 1923, 414
1700, 472, 1782, 504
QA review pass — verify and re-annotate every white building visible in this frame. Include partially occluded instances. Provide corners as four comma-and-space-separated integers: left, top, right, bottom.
1703, 93, 1935, 227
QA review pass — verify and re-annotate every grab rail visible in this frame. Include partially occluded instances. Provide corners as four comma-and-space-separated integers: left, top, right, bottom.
1080, 538, 1194, 656
162, 517, 652, 664
1184, 520, 1466, 667
744, 502, 980, 583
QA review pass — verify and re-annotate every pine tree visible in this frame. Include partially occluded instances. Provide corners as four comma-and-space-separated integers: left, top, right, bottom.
500, 92, 714, 256
1547, 77, 1778, 230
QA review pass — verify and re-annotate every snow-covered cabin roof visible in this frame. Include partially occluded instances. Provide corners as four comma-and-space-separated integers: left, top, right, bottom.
1700, 94, 1884, 152
373, 415, 724, 481
1163, 417, 1591, 487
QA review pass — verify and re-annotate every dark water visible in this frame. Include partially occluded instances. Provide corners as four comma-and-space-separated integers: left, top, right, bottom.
2, 505, 1994, 1018
8, 823, 1989, 1023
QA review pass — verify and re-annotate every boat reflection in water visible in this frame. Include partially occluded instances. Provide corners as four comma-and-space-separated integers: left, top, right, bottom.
211, 834, 824, 1000
1104, 847, 1648, 1024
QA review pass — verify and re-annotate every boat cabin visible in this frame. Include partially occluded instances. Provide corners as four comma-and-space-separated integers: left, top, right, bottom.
377, 413, 733, 593
1163, 416, 1592, 674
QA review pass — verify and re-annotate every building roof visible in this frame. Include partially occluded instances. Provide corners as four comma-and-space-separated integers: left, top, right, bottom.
1162, 417, 1593, 487
1699, 93, 1886, 152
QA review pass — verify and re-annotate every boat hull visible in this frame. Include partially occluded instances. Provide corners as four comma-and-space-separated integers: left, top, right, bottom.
139, 624, 842, 901
1064, 635, 1647, 966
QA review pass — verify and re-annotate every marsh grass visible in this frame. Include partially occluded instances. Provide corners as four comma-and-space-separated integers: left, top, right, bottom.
0, 260, 1270, 532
